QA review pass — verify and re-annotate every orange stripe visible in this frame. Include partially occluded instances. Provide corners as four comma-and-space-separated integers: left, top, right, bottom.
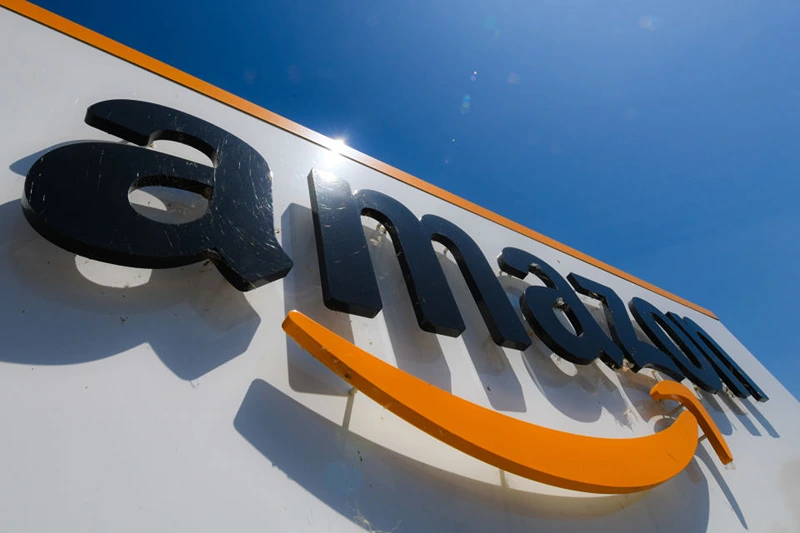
282, 311, 732, 493
0, 0, 717, 319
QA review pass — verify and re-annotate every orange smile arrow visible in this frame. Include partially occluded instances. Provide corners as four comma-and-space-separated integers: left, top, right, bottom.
282, 310, 732, 494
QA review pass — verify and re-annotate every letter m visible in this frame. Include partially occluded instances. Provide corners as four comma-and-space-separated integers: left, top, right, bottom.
307, 170, 529, 350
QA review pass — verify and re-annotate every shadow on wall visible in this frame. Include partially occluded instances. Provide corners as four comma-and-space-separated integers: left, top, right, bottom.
436, 249, 526, 412
281, 203, 353, 397
281, 203, 452, 395
362, 224, 451, 393
276, 202, 761, 532
697, 390, 736, 437
740, 397, 780, 438
9, 141, 92, 176
235, 378, 714, 533
500, 274, 635, 426
0, 199, 260, 380
651, 412, 748, 529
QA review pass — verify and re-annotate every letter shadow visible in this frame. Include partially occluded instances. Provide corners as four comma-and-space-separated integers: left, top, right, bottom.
695, 445, 748, 529
499, 275, 629, 426
281, 204, 353, 396
362, 224, 450, 392
9, 141, 98, 177
740, 396, 780, 438
696, 390, 735, 436
656, 411, 747, 530
0, 199, 259, 380
235, 379, 711, 533
616, 368, 674, 423
437, 250, 525, 412
718, 392, 762, 437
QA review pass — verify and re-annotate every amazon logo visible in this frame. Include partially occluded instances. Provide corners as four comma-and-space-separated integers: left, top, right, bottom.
23, 100, 767, 494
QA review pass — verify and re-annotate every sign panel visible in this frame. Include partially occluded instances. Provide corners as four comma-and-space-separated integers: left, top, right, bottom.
0, 3, 798, 532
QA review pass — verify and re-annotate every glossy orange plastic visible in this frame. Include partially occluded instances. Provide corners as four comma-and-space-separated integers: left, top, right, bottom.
650, 380, 733, 464
283, 310, 733, 494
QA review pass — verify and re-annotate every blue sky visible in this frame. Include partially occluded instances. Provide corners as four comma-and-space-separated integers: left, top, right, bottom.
32, 0, 800, 400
